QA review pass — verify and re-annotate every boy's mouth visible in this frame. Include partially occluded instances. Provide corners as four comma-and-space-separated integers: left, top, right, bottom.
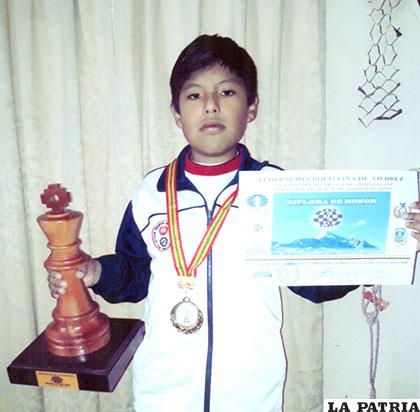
200, 122, 225, 133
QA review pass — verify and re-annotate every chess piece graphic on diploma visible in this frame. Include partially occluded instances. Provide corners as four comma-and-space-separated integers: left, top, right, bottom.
7, 184, 145, 392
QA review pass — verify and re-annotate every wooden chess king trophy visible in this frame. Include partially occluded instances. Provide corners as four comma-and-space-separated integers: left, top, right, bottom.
7, 184, 145, 392
37, 184, 111, 356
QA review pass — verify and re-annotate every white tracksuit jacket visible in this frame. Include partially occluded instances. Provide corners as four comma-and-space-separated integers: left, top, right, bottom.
93, 144, 358, 412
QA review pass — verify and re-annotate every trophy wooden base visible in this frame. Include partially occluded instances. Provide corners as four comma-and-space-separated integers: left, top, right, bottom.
7, 318, 144, 392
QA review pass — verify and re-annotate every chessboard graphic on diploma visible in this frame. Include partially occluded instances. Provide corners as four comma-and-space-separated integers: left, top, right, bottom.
7, 184, 145, 392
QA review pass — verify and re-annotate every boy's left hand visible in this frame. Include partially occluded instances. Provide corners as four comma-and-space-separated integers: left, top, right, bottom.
405, 201, 420, 251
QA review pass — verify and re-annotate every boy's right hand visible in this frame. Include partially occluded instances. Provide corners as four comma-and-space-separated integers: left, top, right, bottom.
47, 259, 102, 299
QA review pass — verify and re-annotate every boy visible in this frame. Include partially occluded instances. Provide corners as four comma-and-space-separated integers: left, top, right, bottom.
49, 35, 420, 412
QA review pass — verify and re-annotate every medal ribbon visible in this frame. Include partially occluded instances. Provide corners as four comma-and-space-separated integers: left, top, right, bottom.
165, 158, 238, 288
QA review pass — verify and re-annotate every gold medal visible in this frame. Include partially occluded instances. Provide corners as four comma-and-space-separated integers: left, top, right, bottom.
170, 297, 203, 334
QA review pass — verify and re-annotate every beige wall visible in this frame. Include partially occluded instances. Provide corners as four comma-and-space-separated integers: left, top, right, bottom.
324, 0, 420, 398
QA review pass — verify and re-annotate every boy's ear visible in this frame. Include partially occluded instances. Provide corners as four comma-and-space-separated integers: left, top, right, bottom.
170, 104, 183, 129
246, 96, 259, 123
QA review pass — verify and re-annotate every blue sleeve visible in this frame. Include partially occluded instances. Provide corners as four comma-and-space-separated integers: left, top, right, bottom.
92, 202, 151, 303
288, 285, 359, 303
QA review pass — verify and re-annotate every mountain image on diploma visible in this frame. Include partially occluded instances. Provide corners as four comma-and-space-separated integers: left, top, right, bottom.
272, 232, 380, 255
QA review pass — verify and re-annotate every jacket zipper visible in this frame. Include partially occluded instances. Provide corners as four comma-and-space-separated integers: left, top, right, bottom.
195, 182, 237, 412
203, 187, 231, 412
203, 206, 214, 412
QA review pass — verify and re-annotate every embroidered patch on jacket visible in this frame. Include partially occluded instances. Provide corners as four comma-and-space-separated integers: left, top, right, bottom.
151, 220, 170, 251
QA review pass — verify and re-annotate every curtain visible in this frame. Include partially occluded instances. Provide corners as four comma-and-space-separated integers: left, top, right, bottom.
0, 1, 326, 410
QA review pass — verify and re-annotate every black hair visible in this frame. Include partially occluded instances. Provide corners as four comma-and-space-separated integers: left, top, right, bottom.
170, 34, 258, 113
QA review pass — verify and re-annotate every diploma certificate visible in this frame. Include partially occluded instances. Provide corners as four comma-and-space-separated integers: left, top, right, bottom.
239, 170, 419, 286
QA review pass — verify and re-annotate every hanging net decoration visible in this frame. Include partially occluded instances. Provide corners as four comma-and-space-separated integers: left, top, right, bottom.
358, 0, 403, 127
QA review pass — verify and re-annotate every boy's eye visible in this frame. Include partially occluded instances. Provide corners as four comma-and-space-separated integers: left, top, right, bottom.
187, 93, 201, 100
221, 89, 235, 97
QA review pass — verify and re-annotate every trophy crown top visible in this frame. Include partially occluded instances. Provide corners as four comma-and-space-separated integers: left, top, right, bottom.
41, 184, 72, 214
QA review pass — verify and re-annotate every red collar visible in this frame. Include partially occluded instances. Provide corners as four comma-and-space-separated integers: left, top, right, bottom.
185, 149, 242, 176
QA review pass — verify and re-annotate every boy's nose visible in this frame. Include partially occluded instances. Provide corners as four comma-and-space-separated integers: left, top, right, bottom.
204, 97, 220, 114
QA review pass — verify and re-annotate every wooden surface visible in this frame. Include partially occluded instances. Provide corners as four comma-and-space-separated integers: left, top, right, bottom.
37, 184, 111, 356
7, 318, 145, 392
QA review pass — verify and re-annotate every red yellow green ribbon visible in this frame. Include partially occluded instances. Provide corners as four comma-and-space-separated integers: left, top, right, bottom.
165, 158, 238, 288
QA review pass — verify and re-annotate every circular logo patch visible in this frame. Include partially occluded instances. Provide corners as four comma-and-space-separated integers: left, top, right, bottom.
393, 202, 408, 218
152, 220, 170, 251
247, 194, 268, 208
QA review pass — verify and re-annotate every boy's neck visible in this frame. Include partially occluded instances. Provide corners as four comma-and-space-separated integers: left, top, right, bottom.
185, 149, 242, 176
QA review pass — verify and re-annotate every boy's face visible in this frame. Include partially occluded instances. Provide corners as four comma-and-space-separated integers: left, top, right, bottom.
171, 64, 258, 164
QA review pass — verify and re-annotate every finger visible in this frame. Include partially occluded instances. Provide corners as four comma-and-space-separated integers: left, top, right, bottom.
48, 278, 67, 291
50, 290, 59, 299
49, 284, 66, 298
404, 201, 420, 221
48, 271, 66, 289
47, 270, 68, 299
75, 264, 88, 279
48, 271, 62, 281
405, 212, 420, 223
75, 260, 97, 281
404, 221, 420, 242
48, 273, 66, 286
50, 289, 63, 299
75, 270, 84, 279
410, 231, 420, 241
408, 201, 420, 209
407, 219, 420, 231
